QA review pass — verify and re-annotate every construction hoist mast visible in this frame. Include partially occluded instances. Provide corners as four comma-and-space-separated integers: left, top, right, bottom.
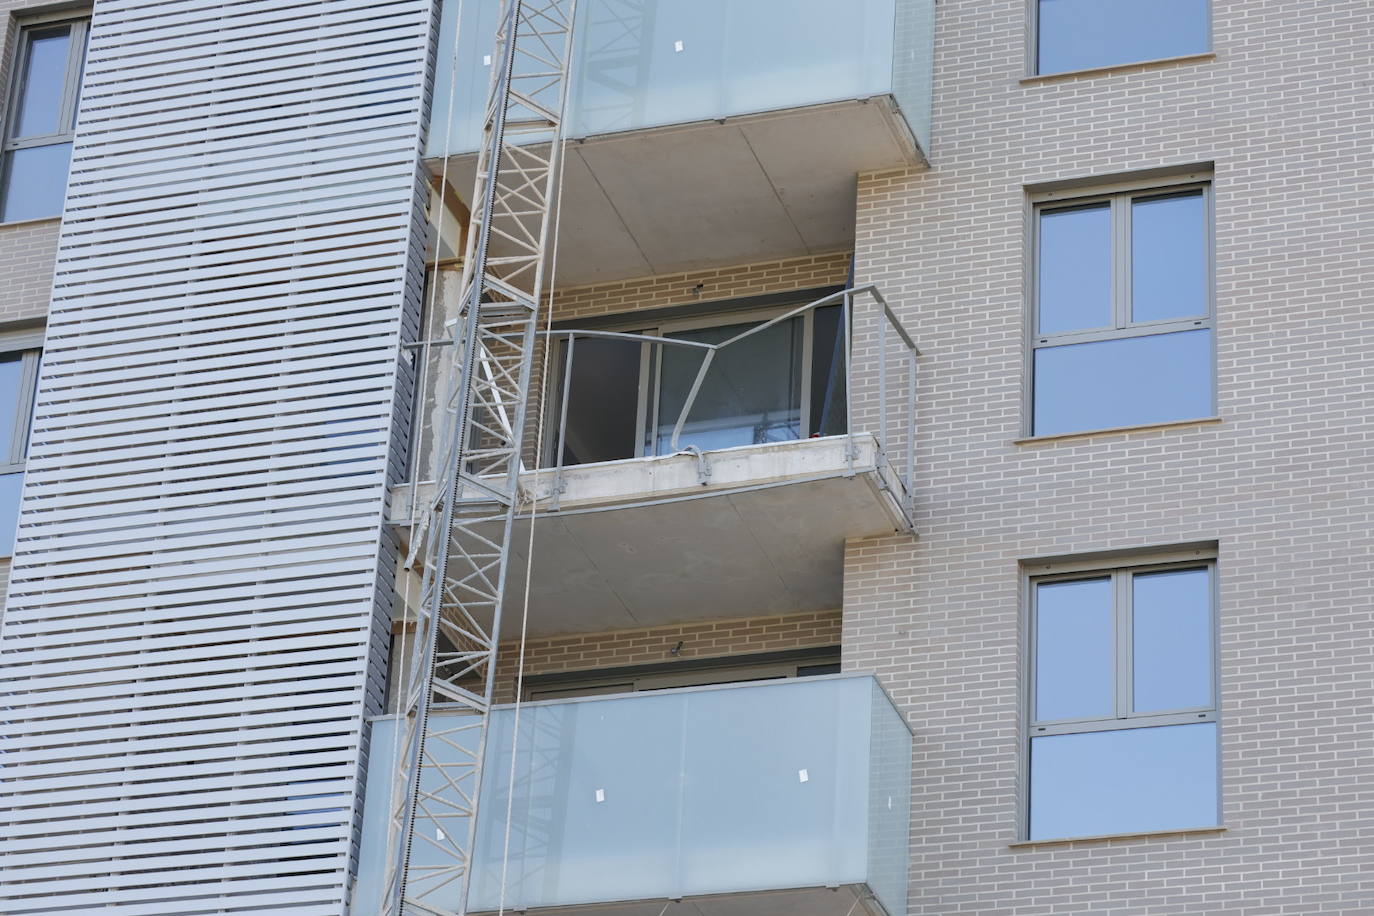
378, 1, 577, 913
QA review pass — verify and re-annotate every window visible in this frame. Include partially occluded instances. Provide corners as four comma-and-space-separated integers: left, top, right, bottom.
548, 294, 846, 467
1026, 559, 1219, 841
1, 16, 89, 222
1034, 0, 1209, 75
523, 648, 843, 700
0, 345, 40, 556
1029, 180, 1214, 436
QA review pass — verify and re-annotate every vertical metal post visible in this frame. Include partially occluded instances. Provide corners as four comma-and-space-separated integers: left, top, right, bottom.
878, 296, 889, 456
906, 349, 917, 519
552, 334, 575, 510
842, 290, 854, 474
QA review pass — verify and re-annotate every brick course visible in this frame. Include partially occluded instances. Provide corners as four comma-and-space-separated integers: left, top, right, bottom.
845, 0, 1374, 913
490, 610, 841, 704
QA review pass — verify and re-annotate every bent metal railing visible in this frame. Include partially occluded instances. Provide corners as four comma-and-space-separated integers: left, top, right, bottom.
539, 284, 920, 523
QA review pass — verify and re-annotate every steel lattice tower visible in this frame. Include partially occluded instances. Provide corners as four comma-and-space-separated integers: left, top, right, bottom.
378, 1, 578, 912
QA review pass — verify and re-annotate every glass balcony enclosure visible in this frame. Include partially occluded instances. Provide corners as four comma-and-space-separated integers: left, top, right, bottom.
430, 0, 934, 158
548, 300, 847, 467
356, 674, 912, 916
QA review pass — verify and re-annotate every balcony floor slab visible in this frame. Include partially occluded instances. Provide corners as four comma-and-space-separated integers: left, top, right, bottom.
391, 435, 911, 637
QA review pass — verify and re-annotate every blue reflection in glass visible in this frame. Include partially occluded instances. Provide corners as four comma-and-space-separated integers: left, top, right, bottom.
1030, 722, 1218, 840
1037, 0, 1209, 75
0, 353, 23, 458
0, 472, 22, 556
2, 142, 71, 222
1133, 191, 1207, 323
14, 27, 71, 138
1033, 328, 1213, 436
1134, 568, 1212, 713
1035, 577, 1114, 721
1038, 203, 1111, 335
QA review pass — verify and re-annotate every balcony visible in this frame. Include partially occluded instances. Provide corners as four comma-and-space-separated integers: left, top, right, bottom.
356, 674, 912, 915
426, 0, 935, 284
390, 286, 919, 637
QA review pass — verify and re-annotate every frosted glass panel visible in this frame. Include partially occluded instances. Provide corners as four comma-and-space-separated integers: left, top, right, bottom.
1029, 722, 1218, 840
430, 0, 931, 158
679, 679, 867, 896
401, 676, 914, 914
868, 682, 912, 916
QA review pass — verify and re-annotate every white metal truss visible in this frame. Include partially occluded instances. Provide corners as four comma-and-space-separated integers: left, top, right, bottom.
379, 1, 577, 914
0, 0, 436, 913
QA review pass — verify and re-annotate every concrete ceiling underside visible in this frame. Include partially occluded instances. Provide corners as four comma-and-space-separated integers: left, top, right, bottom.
429, 97, 917, 287
500, 471, 900, 637
473, 885, 886, 916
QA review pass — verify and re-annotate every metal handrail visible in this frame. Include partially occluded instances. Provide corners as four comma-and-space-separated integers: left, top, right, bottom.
538, 284, 920, 519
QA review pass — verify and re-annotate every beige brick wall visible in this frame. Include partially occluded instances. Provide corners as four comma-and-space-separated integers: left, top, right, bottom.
845, 0, 1374, 913
491, 610, 840, 704
549, 251, 850, 322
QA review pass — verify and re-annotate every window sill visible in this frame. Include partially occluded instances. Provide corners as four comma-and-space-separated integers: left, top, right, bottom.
1010, 825, 1226, 848
1013, 415, 1222, 445
0, 214, 61, 230
1020, 52, 1217, 85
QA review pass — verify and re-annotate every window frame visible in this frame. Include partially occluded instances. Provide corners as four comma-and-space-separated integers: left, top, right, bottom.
1024, 174, 1217, 437
1020, 552, 1222, 840
1027, 0, 1213, 78
0, 12, 89, 222
522, 647, 843, 701
543, 294, 844, 467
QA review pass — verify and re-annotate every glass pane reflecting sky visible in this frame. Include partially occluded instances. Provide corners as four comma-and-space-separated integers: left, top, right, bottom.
1035, 577, 1113, 721
0, 472, 21, 556
1030, 722, 1218, 840
0, 354, 22, 459
14, 27, 70, 138
1134, 568, 1212, 712
1033, 328, 1213, 435
1038, 203, 1111, 335
2, 142, 71, 222
1038, 0, 1209, 75
1133, 191, 1207, 323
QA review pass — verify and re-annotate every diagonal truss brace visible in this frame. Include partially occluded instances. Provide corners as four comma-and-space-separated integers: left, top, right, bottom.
377, 1, 578, 914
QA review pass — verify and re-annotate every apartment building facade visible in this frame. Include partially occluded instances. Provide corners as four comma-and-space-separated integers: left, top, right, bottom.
1, 0, 1371, 914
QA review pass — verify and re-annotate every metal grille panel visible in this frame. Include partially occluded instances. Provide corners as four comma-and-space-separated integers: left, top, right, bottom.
0, 0, 436, 912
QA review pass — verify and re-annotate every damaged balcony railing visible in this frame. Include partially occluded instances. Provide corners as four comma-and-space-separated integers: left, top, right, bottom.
541, 284, 920, 516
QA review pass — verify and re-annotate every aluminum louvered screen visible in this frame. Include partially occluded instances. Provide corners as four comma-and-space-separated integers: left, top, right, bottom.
0, 0, 436, 912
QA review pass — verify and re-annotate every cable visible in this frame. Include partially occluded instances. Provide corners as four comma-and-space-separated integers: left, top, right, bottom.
385, 0, 466, 909
495, 23, 577, 916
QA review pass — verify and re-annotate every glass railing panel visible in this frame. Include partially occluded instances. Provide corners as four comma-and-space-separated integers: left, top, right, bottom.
428, 0, 916, 158
867, 680, 913, 916
891, 0, 936, 154
464, 675, 905, 911
676, 677, 870, 897
468, 692, 688, 909
358, 676, 911, 914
